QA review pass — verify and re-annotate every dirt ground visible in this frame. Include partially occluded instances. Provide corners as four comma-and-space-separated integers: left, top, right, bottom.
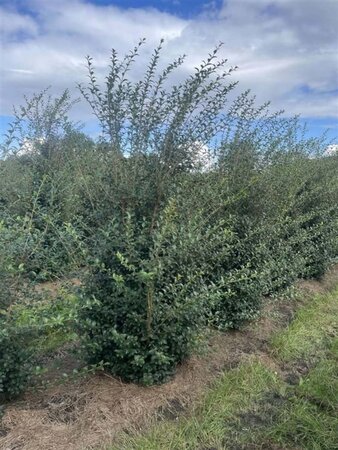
1, 265, 338, 450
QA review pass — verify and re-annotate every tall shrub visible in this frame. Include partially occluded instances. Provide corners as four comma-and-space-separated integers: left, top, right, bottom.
77, 41, 336, 384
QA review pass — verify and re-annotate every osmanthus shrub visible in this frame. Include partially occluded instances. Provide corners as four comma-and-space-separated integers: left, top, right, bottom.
3, 40, 336, 389
77, 198, 236, 384
76, 41, 338, 384
0, 324, 33, 399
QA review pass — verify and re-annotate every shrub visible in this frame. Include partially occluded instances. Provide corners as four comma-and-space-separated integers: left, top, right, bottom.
2, 40, 338, 388
208, 265, 263, 329
77, 159, 248, 383
0, 324, 33, 399
78, 207, 217, 384
0, 211, 87, 281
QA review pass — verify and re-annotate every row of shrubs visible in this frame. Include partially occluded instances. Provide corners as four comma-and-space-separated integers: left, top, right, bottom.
1, 41, 338, 397
78, 155, 338, 385
1, 150, 337, 397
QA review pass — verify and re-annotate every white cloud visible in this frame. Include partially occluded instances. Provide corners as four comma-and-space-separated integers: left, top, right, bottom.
7, 69, 35, 74
325, 144, 338, 156
0, 0, 337, 125
175, 0, 338, 117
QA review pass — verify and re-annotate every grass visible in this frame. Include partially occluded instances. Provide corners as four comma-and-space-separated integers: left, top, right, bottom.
269, 398, 338, 450
110, 285, 338, 450
111, 360, 281, 450
10, 290, 79, 354
297, 347, 338, 409
271, 287, 338, 362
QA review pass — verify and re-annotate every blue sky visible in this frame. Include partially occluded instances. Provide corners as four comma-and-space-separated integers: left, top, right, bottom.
89, 0, 223, 18
1, 0, 337, 143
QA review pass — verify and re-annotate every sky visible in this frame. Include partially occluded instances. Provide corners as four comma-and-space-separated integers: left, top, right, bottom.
0, 0, 337, 143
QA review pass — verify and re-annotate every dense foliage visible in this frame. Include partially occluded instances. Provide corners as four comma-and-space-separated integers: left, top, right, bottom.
1, 41, 337, 392
0, 322, 34, 399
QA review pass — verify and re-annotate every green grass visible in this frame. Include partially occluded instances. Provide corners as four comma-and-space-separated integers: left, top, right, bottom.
10, 291, 79, 354
32, 329, 78, 354
109, 284, 338, 450
297, 350, 338, 409
271, 287, 338, 362
269, 398, 338, 450
111, 360, 280, 450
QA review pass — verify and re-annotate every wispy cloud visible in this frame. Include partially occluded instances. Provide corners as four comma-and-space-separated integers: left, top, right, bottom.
7, 69, 35, 74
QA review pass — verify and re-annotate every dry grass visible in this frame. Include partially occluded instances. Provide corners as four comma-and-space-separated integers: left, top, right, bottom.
1, 265, 337, 450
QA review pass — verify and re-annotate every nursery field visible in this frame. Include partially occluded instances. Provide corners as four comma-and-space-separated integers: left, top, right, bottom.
114, 271, 338, 450
1, 265, 337, 449
1, 41, 338, 450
